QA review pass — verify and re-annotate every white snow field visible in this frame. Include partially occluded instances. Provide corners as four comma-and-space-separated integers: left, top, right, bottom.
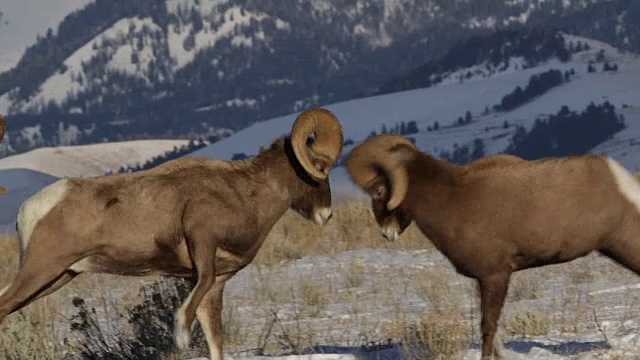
0, 139, 191, 178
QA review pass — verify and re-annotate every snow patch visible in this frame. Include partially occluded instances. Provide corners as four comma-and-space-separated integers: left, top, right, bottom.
0, 139, 191, 178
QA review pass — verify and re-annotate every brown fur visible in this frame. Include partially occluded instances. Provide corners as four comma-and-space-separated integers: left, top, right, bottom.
346, 134, 640, 359
0, 108, 343, 360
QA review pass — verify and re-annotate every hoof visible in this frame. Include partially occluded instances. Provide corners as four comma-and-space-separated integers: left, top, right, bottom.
174, 313, 191, 350
175, 326, 191, 350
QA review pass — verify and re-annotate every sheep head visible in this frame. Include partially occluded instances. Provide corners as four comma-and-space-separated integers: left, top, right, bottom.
288, 108, 344, 225
346, 134, 418, 239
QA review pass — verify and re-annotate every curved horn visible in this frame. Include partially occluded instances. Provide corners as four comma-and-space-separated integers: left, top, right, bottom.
290, 108, 344, 181
346, 134, 417, 211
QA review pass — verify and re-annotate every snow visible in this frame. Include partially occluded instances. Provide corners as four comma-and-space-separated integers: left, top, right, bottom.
0, 92, 12, 115
191, 37, 640, 172
3, 33, 640, 360
15, 17, 163, 113
183, 247, 640, 360
166, 5, 274, 70
0, 139, 190, 178
104, 19, 163, 79
0, 0, 93, 74
0, 168, 58, 234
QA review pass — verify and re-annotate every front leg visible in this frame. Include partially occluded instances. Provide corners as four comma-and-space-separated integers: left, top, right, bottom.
175, 224, 219, 350
478, 272, 510, 359
196, 273, 233, 360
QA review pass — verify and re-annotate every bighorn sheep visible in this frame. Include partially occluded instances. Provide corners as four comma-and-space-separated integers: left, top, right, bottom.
346, 134, 640, 359
0, 108, 344, 360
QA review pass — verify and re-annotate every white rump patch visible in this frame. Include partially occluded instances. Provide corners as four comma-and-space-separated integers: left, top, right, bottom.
17, 179, 69, 254
606, 158, 640, 215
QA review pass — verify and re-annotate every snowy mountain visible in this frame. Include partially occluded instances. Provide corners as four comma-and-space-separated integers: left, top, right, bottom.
0, 0, 93, 73
3, 0, 640, 159
0, 139, 190, 178
0, 32, 636, 234
3, 27, 640, 360
191, 34, 640, 164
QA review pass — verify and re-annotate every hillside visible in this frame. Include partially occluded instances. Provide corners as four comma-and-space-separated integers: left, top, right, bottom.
4, 0, 640, 159
1, 33, 638, 221
0, 0, 92, 73
0, 139, 190, 178
191, 34, 640, 168
3, 31, 640, 360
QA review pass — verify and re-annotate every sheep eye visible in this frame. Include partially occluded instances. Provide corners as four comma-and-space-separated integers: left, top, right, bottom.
373, 186, 385, 200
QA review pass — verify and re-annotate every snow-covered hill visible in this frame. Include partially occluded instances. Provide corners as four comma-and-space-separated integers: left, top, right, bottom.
5, 0, 640, 159
0, 168, 58, 234
191, 34, 640, 167
0, 0, 93, 74
0, 139, 190, 178
1, 34, 639, 220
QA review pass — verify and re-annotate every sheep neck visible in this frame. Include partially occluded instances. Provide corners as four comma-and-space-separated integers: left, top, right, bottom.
403, 153, 464, 251
239, 144, 322, 242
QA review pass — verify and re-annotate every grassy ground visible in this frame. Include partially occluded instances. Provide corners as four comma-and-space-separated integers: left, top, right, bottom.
0, 201, 638, 359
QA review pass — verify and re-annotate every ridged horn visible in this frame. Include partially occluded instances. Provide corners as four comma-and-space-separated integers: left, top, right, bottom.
346, 134, 417, 211
290, 108, 344, 181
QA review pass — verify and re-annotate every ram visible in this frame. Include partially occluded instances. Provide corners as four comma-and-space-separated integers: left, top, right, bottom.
346, 134, 640, 359
0, 108, 344, 360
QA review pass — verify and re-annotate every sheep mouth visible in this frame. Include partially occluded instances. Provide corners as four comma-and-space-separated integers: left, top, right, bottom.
381, 226, 399, 242
313, 208, 333, 225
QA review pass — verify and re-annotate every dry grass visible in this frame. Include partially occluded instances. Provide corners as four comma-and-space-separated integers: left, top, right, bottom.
253, 200, 432, 266
0, 235, 166, 359
380, 310, 473, 359
2, 201, 640, 359
0, 236, 65, 359
503, 308, 552, 337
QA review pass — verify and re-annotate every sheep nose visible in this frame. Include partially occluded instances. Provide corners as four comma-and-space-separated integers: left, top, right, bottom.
314, 208, 332, 225
381, 227, 398, 242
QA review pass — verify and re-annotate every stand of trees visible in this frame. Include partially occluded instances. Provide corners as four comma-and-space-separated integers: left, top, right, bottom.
505, 101, 625, 160
496, 69, 569, 111
111, 139, 207, 174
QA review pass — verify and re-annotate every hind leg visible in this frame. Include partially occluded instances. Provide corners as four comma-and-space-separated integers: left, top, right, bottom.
0, 253, 79, 323
600, 219, 640, 275
20, 271, 78, 308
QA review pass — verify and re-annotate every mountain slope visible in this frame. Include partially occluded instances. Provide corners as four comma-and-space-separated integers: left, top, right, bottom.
0, 0, 93, 73
5, 0, 640, 159
0, 168, 58, 234
1, 33, 638, 221
191, 34, 640, 161
0, 139, 190, 178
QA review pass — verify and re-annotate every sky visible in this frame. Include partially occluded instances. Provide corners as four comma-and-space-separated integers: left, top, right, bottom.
0, 0, 93, 73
